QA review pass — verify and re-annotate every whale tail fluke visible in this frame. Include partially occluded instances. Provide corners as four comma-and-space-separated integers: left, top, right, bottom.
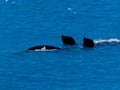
61, 35, 76, 45
61, 35, 94, 48
83, 37, 94, 48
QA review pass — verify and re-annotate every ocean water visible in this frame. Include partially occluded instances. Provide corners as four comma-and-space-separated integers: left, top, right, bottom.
0, 0, 120, 90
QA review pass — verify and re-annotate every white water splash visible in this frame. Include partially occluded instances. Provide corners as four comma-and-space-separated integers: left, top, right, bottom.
68, 8, 73, 11
67, 7, 77, 14
94, 38, 120, 44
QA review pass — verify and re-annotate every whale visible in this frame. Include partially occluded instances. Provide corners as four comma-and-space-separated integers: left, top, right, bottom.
83, 37, 94, 48
27, 45, 61, 51
27, 35, 94, 52
61, 35, 76, 45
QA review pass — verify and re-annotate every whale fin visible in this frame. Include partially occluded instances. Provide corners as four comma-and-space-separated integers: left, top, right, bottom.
83, 37, 94, 48
61, 35, 76, 45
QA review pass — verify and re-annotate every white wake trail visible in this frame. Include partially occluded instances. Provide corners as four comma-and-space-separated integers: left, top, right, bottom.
94, 38, 120, 44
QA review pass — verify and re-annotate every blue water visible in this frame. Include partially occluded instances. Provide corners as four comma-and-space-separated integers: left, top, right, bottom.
0, 0, 120, 90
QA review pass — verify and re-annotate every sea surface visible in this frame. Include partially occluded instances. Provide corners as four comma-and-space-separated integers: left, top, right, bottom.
0, 0, 120, 90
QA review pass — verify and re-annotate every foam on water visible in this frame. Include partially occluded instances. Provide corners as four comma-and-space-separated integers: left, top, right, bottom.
94, 38, 120, 44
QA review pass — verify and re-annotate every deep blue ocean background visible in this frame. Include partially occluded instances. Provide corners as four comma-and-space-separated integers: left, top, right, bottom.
0, 0, 120, 90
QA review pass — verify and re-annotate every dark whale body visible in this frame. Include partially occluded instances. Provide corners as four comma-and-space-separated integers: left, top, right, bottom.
61, 35, 76, 45
27, 35, 94, 52
61, 35, 94, 48
27, 45, 61, 51
83, 37, 94, 48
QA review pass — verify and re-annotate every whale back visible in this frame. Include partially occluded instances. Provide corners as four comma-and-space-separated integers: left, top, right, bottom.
61, 35, 76, 45
83, 37, 94, 48
28, 45, 61, 51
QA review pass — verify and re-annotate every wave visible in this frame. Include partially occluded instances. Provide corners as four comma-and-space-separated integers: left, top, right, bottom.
94, 38, 120, 44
